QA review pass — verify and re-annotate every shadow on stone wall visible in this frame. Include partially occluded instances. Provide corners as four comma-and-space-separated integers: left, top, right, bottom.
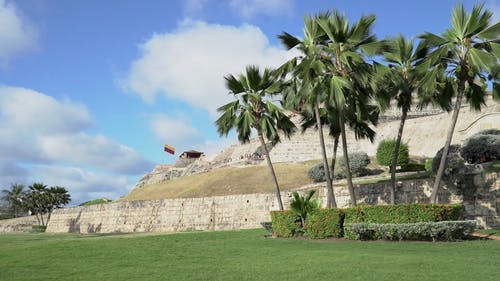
68, 210, 82, 233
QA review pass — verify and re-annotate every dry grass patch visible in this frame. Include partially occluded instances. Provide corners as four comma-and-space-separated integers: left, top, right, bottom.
122, 162, 312, 201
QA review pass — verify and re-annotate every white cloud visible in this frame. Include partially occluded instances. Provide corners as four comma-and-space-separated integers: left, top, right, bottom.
122, 20, 295, 116
0, 86, 91, 134
0, 0, 37, 66
228, 0, 293, 19
39, 133, 152, 174
0, 86, 154, 203
183, 0, 208, 15
150, 114, 203, 146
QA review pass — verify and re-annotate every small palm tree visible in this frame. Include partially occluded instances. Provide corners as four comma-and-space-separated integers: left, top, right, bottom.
290, 190, 321, 227
215, 65, 296, 210
420, 3, 500, 203
1, 183, 26, 217
375, 35, 438, 204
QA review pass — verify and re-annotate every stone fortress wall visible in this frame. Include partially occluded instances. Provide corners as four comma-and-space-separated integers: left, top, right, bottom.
3, 98, 498, 234
134, 96, 499, 189
38, 170, 498, 234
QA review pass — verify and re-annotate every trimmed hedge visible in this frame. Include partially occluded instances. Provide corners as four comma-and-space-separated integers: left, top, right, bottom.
344, 204, 462, 224
270, 211, 301, 238
344, 220, 476, 241
31, 225, 47, 233
272, 204, 464, 240
303, 209, 345, 239
0, 213, 15, 220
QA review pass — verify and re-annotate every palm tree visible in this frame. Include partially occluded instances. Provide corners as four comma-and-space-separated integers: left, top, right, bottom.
1, 183, 26, 217
278, 14, 338, 208
290, 190, 321, 227
313, 11, 384, 206
300, 101, 377, 185
215, 65, 296, 210
420, 3, 500, 203
26, 183, 49, 225
46, 186, 71, 223
375, 35, 438, 204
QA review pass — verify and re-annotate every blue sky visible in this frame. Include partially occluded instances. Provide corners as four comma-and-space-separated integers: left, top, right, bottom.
1, 0, 498, 204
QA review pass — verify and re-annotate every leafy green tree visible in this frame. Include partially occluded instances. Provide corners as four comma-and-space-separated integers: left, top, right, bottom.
420, 3, 500, 203
290, 190, 321, 227
215, 66, 296, 210
1, 183, 26, 217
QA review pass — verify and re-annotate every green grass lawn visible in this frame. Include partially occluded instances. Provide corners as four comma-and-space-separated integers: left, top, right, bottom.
475, 228, 500, 237
0, 229, 499, 281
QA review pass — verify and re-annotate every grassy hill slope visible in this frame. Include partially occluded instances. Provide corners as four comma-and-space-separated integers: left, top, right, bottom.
122, 162, 314, 201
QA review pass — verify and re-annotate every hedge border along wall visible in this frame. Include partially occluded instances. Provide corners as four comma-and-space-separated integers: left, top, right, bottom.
344, 203, 462, 224
344, 220, 476, 241
270, 210, 301, 238
304, 208, 345, 238
271, 204, 463, 239
271, 209, 345, 238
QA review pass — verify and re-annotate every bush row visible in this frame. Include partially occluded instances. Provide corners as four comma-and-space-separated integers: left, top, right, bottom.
271, 203, 464, 240
344, 220, 476, 241
271, 208, 345, 238
0, 213, 15, 220
345, 203, 462, 224
303, 208, 345, 238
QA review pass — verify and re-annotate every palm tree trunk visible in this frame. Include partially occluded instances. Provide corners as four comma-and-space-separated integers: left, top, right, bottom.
258, 132, 284, 210
339, 114, 357, 206
390, 107, 408, 205
331, 136, 339, 180
47, 208, 53, 225
430, 81, 465, 203
40, 211, 45, 226
314, 103, 337, 208
35, 212, 41, 225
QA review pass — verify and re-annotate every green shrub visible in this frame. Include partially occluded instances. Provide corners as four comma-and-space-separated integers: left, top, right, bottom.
344, 204, 462, 225
341, 151, 370, 177
79, 198, 111, 206
0, 213, 15, 220
303, 208, 345, 238
31, 225, 47, 233
376, 139, 409, 167
400, 163, 426, 172
344, 220, 476, 241
432, 144, 465, 183
425, 158, 433, 172
307, 163, 326, 183
460, 130, 500, 164
270, 211, 302, 237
